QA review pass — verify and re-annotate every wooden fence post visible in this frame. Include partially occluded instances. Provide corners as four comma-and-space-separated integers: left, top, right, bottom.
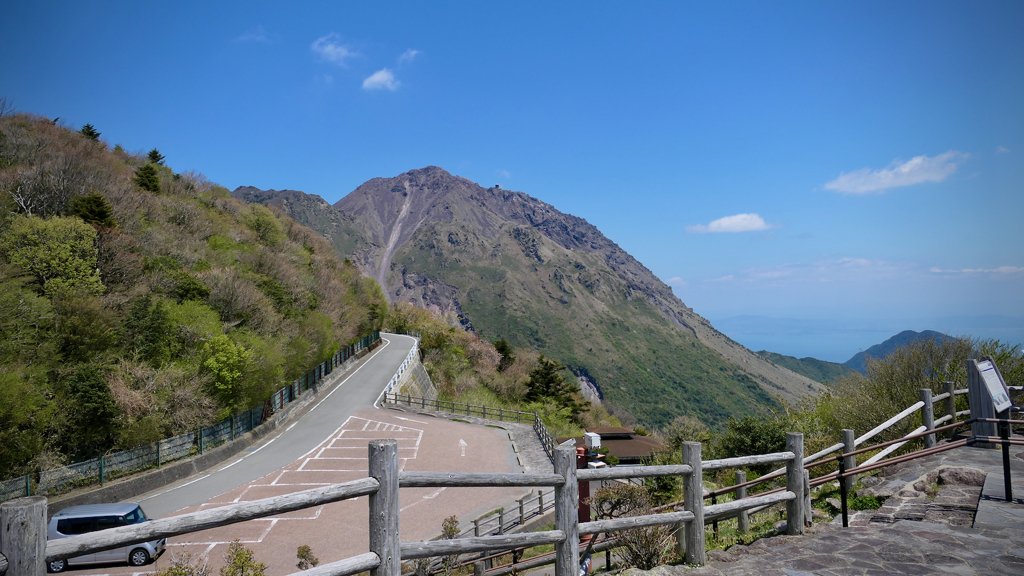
803, 469, 812, 527
786, 432, 805, 535
920, 389, 935, 448
519, 497, 526, 526
735, 470, 749, 533
553, 445, 579, 576
841, 429, 857, 494
944, 381, 957, 440
681, 441, 705, 565
473, 561, 486, 576
538, 491, 544, 517
369, 439, 399, 576
1, 496, 48, 576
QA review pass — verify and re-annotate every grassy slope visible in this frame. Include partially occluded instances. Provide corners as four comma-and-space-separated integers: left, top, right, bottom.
756, 351, 858, 384
393, 221, 780, 427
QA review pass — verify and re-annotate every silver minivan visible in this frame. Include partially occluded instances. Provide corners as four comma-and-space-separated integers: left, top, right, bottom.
47, 503, 165, 572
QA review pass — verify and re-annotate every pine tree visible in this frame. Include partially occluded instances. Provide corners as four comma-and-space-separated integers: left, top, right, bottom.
134, 164, 161, 192
69, 193, 117, 227
147, 148, 166, 165
79, 123, 101, 141
525, 355, 585, 416
494, 338, 515, 372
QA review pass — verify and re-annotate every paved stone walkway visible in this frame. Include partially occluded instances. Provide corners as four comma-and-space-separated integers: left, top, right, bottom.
625, 443, 1024, 576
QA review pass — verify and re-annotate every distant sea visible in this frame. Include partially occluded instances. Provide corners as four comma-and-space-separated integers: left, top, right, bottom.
708, 315, 1024, 363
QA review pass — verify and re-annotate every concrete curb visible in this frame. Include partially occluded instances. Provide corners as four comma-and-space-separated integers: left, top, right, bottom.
46, 343, 380, 517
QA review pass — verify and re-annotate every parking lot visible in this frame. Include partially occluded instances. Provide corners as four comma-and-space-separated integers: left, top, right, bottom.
67, 407, 527, 576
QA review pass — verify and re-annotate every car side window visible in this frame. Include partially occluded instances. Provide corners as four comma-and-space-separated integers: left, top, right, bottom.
124, 508, 144, 524
95, 516, 127, 531
57, 518, 95, 535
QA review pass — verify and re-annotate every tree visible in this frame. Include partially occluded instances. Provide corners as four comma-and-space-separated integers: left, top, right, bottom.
79, 124, 101, 141
0, 215, 105, 296
68, 192, 117, 227
60, 364, 120, 459
493, 338, 515, 372
439, 516, 460, 576
295, 546, 319, 570
525, 355, 585, 416
220, 541, 266, 576
202, 335, 255, 409
134, 164, 160, 192
147, 148, 166, 165
125, 296, 173, 364
717, 414, 788, 475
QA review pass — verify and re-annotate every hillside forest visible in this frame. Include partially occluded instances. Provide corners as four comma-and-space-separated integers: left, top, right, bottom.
0, 109, 616, 480
0, 111, 392, 478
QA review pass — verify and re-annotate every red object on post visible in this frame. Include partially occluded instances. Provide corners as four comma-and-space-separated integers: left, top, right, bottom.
577, 446, 591, 526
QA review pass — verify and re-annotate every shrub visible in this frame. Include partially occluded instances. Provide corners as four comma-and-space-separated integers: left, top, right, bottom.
220, 540, 266, 576
0, 215, 104, 296
295, 545, 319, 570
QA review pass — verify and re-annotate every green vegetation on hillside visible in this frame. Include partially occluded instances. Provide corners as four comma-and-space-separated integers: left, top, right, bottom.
392, 221, 781, 428
386, 301, 619, 438
0, 112, 385, 477
756, 350, 858, 384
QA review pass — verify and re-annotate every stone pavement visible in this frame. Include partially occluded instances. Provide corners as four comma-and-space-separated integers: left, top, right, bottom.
625, 443, 1024, 576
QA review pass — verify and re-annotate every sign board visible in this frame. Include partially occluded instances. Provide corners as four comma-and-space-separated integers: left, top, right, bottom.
977, 359, 1012, 413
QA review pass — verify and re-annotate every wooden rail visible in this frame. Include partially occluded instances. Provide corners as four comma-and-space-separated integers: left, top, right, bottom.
0, 436, 811, 576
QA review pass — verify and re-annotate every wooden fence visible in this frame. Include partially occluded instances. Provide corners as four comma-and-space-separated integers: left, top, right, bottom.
0, 438, 807, 576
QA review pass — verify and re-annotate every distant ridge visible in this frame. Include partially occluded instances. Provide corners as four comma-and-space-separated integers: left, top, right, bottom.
844, 330, 950, 374
756, 351, 858, 384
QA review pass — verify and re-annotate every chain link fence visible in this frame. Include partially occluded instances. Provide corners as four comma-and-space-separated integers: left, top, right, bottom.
1, 331, 383, 504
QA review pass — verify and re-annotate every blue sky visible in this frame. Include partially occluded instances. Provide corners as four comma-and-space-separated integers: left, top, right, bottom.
2, 1, 1022, 361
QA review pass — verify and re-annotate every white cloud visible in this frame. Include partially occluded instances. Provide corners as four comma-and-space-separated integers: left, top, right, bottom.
399, 49, 421, 64
497, 169, 511, 178
686, 213, 773, 234
930, 266, 1024, 275
996, 146, 1011, 154
312, 33, 357, 66
665, 276, 688, 288
235, 25, 268, 43
362, 68, 399, 91
824, 151, 966, 194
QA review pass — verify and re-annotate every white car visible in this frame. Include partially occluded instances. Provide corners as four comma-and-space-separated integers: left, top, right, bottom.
46, 503, 165, 572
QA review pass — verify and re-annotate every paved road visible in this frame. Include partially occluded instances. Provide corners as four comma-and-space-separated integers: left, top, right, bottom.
135, 333, 418, 519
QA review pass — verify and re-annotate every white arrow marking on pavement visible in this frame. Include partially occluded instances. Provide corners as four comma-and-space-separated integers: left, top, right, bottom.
459, 438, 467, 457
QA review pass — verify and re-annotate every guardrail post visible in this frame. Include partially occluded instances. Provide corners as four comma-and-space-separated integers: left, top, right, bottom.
99, 455, 105, 486
920, 389, 935, 448
944, 381, 957, 440
841, 429, 857, 494
538, 491, 544, 517
519, 497, 526, 526
786, 432, 805, 535
735, 470, 749, 533
1, 496, 47, 576
369, 439, 399, 576
473, 518, 481, 537
554, 444, 579, 576
498, 508, 505, 534
156, 440, 162, 468
681, 441, 704, 565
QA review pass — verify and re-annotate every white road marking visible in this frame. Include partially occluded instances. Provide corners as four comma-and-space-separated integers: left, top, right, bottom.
459, 438, 467, 457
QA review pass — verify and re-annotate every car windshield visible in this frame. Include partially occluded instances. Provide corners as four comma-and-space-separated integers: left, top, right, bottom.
123, 506, 148, 524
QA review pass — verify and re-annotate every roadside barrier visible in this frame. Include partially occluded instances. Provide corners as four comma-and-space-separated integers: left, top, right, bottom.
0, 332, 381, 504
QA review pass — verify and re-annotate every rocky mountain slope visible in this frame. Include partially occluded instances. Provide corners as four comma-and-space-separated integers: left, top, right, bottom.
234, 167, 822, 426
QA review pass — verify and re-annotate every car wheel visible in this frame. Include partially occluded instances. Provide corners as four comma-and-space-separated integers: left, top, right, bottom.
129, 548, 151, 567
48, 559, 67, 573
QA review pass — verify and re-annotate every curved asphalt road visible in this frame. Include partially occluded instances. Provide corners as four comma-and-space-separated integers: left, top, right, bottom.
135, 334, 417, 519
